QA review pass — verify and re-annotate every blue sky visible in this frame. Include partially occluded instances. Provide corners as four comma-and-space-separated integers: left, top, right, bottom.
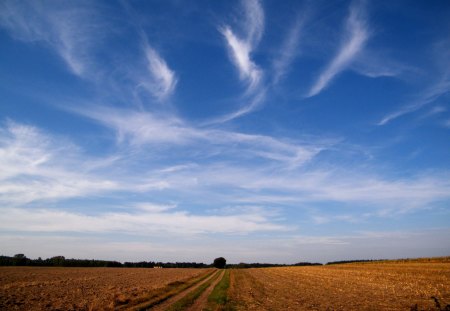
0, 0, 449, 264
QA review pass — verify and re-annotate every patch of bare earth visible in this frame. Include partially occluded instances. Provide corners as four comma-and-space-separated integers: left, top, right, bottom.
230, 262, 450, 310
0, 267, 210, 311
227, 269, 269, 311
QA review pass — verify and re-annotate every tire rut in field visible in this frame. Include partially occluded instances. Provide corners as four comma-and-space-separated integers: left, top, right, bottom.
185, 269, 225, 311
116, 270, 215, 311
149, 270, 221, 311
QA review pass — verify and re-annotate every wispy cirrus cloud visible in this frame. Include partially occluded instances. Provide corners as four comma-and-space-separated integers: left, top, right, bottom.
65, 102, 450, 213
1, 118, 449, 244
0, 206, 287, 236
308, 1, 369, 97
187, 166, 450, 211
272, 13, 307, 84
350, 50, 411, 79
220, 27, 262, 90
378, 76, 450, 125
375, 31, 450, 126
70, 104, 325, 168
0, 121, 119, 205
220, 0, 264, 89
215, 0, 265, 122
0, 0, 106, 78
0, 0, 178, 103
143, 46, 177, 101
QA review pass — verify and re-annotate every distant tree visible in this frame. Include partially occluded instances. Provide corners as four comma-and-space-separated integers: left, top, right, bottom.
213, 257, 226, 269
50, 256, 66, 266
13, 254, 28, 266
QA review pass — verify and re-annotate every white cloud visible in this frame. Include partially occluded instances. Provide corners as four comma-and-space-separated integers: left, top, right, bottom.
216, 0, 265, 122
308, 1, 369, 97
220, 0, 264, 91
0, 1, 105, 78
0, 206, 287, 236
2, 117, 448, 216
133, 202, 177, 213
220, 27, 262, 90
272, 15, 306, 84
378, 36, 450, 125
142, 46, 177, 101
175, 166, 450, 212
241, 0, 264, 46
0, 121, 119, 205
71, 104, 324, 168
74, 106, 203, 145
378, 76, 450, 125
350, 49, 410, 79
2, 228, 448, 263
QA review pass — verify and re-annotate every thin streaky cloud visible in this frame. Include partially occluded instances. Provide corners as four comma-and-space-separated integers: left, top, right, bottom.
1, 119, 449, 238
1, 206, 287, 236
378, 75, 450, 126
205, 88, 266, 124
142, 46, 177, 101
0, 1, 104, 78
272, 14, 307, 84
307, 1, 369, 97
380, 76, 450, 126
378, 36, 450, 125
241, 0, 264, 46
0, 121, 119, 205
350, 49, 411, 79
220, 26, 262, 90
215, 0, 265, 123
127, 2, 178, 103
69, 104, 323, 168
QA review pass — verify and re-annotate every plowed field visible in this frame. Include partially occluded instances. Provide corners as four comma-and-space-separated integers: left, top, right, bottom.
1, 261, 449, 310
0, 267, 211, 310
228, 263, 450, 310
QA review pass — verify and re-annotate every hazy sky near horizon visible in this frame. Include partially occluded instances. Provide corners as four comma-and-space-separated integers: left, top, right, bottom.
0, 0, 449, 264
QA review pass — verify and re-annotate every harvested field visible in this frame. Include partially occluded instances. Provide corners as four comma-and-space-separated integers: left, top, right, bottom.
1, 261, 449, 310
227, 262, 450, 310
0, 267, 212, 310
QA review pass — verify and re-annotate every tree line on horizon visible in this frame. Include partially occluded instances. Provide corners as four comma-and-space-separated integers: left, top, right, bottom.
0, 254, 325, 268
3, 253, 404, 268
0, 254, 208, 268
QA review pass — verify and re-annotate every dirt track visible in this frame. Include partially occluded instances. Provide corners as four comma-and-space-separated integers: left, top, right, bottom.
185, 269, 225, 311
1, 261, 449, 310
149, 270, 221, 311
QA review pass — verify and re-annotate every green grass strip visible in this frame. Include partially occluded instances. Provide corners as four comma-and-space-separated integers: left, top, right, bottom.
205, 270, 235, 311
116, 269, 216, 311
166, 270, 222, 311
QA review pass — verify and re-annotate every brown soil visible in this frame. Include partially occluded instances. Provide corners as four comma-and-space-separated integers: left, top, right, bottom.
0, 267, 209, 311
229, 262, 450, 310
2, 262, 449, 311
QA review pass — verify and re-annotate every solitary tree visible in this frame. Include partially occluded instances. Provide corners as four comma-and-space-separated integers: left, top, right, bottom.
13, 254, 28, 266
213, 257, 226, 269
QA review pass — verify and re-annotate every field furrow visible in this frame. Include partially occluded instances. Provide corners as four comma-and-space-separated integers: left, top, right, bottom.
1, 261, 449, 310
123, 269, 217, 311
158, 270, 222, 311
0, 267, 212, 311
230, 263, 450, 310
